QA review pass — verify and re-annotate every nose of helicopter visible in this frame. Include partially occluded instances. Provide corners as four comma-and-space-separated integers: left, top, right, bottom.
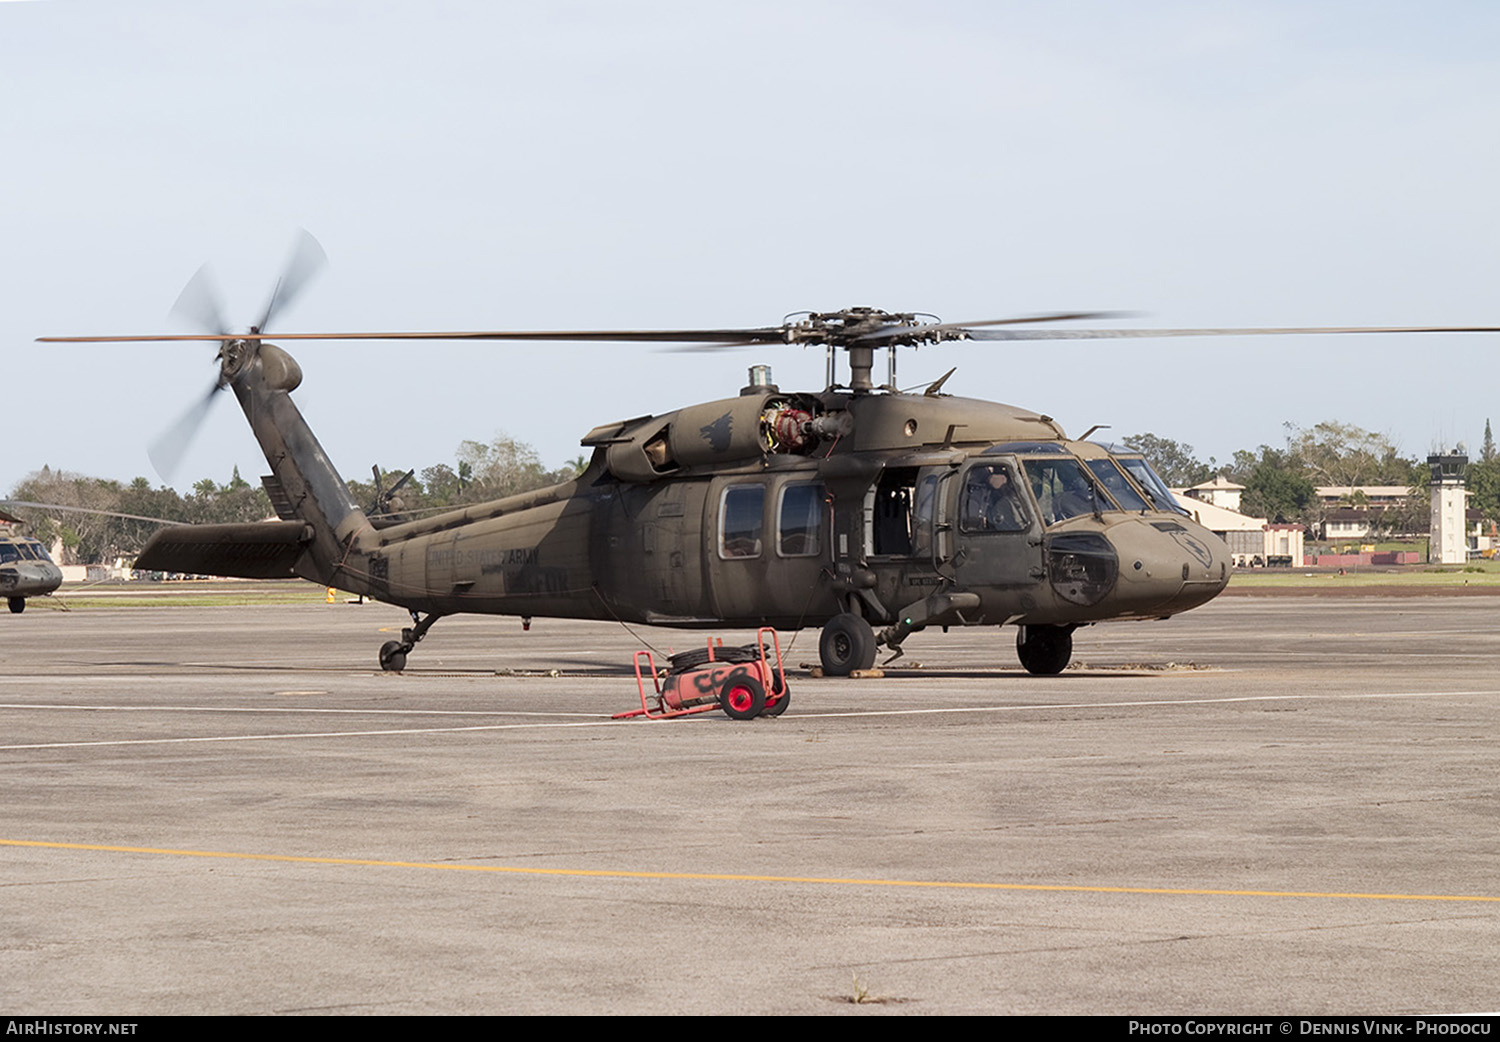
1109, 516, 1230, 616
6, 561, 63, 594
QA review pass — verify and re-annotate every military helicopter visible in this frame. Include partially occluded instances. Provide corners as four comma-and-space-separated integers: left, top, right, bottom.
0, 510, 63, 613
43, 243, 1500, 675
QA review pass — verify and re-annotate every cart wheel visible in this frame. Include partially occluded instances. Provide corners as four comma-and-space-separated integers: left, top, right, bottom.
761, 687, 790, 717
720, 672, 766, 720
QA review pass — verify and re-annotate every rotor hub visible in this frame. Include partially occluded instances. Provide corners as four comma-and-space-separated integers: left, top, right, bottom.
216, 337, 255, 387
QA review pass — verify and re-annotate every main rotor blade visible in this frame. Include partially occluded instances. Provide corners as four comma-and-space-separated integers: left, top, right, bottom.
0, 502, 182, 526
852, 311, 1136, 343
256, 229, 328, 332
147, 380, 222, 481
961, 325, 1500, 341
169, 263, 229, 335
386, 469, 415, 496
41, 323, 1500, 345
40, 328, 790, 344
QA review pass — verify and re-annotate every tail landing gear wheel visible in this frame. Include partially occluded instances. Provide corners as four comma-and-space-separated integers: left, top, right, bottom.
8, 597, 24, 614
1016, 625, 1072, 675
379, 640, 408, 672
720, 672, 766, 720
819, 612, 877, 676
377, 611, 442, 672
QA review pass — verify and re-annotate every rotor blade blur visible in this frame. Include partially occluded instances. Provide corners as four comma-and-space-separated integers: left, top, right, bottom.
147, 381, 221, 482
169, 263, 228, 335
661, 341, 767, 353
961, 325, 1500, 341
256, 229, 328, 332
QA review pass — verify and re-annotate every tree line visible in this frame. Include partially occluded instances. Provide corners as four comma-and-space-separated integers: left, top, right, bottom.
1125, 419, 1500, 535
8, 434, 584, 565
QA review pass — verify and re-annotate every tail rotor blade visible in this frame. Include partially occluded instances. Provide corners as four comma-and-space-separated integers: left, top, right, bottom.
147, 380, 222, 482
256, 229, 328, 332
169, 263, 229, 335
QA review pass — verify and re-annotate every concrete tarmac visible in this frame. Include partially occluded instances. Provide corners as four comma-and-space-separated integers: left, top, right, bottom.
2, 594, 1498, 1015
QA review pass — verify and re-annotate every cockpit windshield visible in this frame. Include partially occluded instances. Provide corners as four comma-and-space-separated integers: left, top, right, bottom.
0, 540, 53, 564
1087, 442, 1190, 516
1118, 457, 1190, 515
1085, 458, 1151, 512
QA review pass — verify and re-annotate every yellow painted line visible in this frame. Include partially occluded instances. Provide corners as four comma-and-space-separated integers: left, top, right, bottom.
2, 838, 1497, 904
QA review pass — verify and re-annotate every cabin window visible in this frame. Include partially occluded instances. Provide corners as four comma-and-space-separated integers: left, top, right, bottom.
777, 482, 824, 557
719, 484, 765, 559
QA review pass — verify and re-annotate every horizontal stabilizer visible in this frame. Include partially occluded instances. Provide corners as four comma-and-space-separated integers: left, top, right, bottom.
134, 521, 314, 580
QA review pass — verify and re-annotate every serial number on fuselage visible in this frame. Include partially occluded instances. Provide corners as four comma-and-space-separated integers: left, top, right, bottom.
426, 547, 540, 568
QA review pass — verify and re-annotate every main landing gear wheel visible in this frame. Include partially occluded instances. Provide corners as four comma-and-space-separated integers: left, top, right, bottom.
378, 640, 407, 672
1016, 624, 1073, 675
720, 671, 767, 720
8, 597, 24, 614
819, 612, 877, 676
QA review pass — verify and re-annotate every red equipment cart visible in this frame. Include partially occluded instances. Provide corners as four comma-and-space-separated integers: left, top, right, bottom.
614, 627, 789, 721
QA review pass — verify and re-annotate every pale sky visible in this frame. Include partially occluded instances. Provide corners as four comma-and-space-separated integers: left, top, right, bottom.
4, 0, 1498, 493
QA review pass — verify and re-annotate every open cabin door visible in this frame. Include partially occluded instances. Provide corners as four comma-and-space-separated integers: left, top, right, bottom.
855, 463, 962, 616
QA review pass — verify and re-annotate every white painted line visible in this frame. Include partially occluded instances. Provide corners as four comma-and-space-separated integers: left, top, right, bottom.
786, 689, 1500, 719
0, 703, 604, 718
0, 719, 629, 750
2, 688, 1495, 751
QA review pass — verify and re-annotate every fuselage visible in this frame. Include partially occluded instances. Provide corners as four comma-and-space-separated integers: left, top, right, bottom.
343, 391, 1230, 631
135, 343, 1230, 650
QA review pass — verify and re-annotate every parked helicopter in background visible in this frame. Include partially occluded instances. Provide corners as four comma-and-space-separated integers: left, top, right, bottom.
0, 510, 62, 613
43, 241, 1500, 675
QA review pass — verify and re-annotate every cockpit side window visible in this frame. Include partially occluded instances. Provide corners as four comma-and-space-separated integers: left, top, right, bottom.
0, 545, 19, 563
960, 464, 1029, 533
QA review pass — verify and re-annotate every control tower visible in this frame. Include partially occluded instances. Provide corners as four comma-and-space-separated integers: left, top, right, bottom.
1428, 452, 1469, 564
